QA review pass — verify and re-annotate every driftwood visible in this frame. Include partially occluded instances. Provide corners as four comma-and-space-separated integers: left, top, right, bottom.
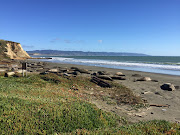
150, 104, 170, 107
91, 76, 112, 88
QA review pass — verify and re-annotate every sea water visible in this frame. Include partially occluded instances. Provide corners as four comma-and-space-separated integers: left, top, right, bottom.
33, 56, 180, 76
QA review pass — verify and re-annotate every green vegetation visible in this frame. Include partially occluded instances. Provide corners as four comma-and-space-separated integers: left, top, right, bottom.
0, 40, 9, 59
69, 120, 180, 134
0, 74, 120, 134
0, 73, 180, 134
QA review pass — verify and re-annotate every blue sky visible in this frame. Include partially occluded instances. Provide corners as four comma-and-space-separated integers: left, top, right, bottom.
0, 0, 179, 56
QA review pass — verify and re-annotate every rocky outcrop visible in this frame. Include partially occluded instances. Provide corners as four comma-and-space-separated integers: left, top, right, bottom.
161, 83, 176, 91
0, 40, 30, 59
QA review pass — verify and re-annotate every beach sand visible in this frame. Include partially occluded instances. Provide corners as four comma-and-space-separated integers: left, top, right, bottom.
39, 61, 180, 123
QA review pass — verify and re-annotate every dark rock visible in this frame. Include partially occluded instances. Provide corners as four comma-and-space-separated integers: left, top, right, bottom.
151, 80, 159, 82
40, 72, 49, 75
4, 73, 8, 77
72, 71, 80, 75
30, 63, 37, 66
91, 72, 98, 76
91, 76, 112, 88
161, 83, 176, 91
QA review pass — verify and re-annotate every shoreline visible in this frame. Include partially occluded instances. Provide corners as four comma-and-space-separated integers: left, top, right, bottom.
29, 55, 180, 76
36, 58, 180, 76
41, 60, 180, 77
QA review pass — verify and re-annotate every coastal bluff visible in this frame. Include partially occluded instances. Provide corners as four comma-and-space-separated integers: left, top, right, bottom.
0, 40, 30, 59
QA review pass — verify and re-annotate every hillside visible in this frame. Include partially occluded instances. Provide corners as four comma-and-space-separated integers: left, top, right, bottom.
0, 40, 30, 59
27, 50, 149, 56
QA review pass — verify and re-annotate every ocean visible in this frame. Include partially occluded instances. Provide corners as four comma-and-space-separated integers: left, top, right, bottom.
33, 56, 180, 76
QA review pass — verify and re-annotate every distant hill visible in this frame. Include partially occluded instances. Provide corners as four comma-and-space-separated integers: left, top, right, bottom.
27, 50, 149, 56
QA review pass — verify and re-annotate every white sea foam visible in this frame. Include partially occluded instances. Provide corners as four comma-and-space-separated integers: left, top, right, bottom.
52, 57, 74, 61
50, 57, 180, 71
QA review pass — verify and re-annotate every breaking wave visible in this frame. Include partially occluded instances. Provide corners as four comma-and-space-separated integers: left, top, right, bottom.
50, 57, 180, 71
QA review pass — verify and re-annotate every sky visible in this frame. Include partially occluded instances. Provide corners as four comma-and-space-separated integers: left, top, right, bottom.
0, 0, 180, 56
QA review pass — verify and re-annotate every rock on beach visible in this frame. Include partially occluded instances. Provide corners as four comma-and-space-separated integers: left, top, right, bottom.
161, 83, 176, 91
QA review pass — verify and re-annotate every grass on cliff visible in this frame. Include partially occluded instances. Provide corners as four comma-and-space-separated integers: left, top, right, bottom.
0, 73, 180, 134
0, 40, 9, 60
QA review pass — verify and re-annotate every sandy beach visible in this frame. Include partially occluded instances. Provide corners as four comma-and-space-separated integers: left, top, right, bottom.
29, 61, 179, 123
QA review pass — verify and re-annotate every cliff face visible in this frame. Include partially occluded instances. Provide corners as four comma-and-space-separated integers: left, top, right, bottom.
0, 40, 30, 59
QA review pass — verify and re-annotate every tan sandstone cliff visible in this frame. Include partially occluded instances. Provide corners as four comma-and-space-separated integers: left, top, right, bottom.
0, 40, 31, 59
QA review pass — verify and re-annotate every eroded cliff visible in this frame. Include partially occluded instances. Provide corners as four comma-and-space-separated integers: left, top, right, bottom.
0, 40, 30, 59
